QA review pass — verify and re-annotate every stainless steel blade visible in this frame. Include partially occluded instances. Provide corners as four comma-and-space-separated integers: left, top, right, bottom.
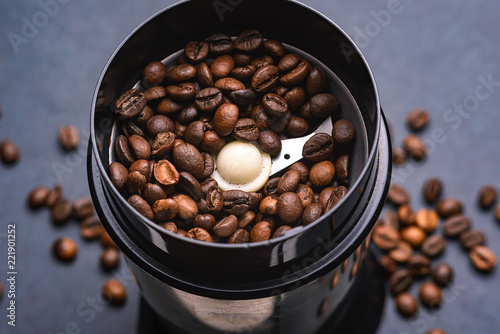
270, 116, 333, 175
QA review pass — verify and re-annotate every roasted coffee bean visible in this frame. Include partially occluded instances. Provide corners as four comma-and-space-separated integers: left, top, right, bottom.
185, 120, 206, 146
142, 183, 167, 206
233, 118, 259, 142
406, 107, 430, 131
128, 135, 150, 161
200, 178, 218, 196
263, 39, 285, 57
196, 62, 214, 87
285, 116, 309, 137
214, 77, 245, 94
199, 130, 226, 153
309, 161, 335, 188
223, 190, 260, 215
332, 119, 355, 148
423, 177, 443, 204
201, 152, 214, 178
53, 237, 78, 262
262, 93, 288, 117
415, 209, 439, 232
151, 132, 175, 158
251, 105, 270, 130
46, 184, 62, 208
478, 184, 497, 209
101, 248, 121, 271
431, 263, 454, 286
260, 195, 278, 215
186, 227, 213, 242
142, 61, 166, 87
403, 134, 426, 161
228, 229, 250, 244
318, 187, 334, 210
395, 292, 418, 317
273, 225, 293, 239
442, 214, 471, 237
153, 199, 178, 222
102, 279, 127, 306
73, 196, 94, 220
334, 155, 349, 185
379, 255, 397, 275
288, 162, 309, 184
213, 215, 238, 238
80, 216, 104, 240
214, 103, 239, 136
146, 115, 175, 138
251, 56, 274, 69
408, 254, 431, 277
206, 33, 233, 55
177, 105, 199, 125
400, 226, 426, 248
372, 225, 400, 250
387, 184, 410, 206
123, 121, 144, 138
137, 106, 154, 127
231, 65, 256, 82
388, 241, 413, 263
422, 234, 446, 258
436, 197, 463, 218
172, 143, 205, 178
302, 203, 324, 225
237, 211, 255, 230
392, 147, 407, 166
173, 194, 198, 221
279, 54, 310, 86
166, 64, 197, 83
302, 93, 339, 119
251, 65, 279, 94
426, 329, 447, 334
419, 282, 442, 309
178, 171, 203, 200
210, 55, 235, 80
153, 160, 179, 186
389, 269, 413, 295
157, 97, 184, 115
325, 186, 347, 212
269, 111, 291, 133
184, 41, 209, 64
166, 82, 196, 102
115, 89, 146, 119
459, 229, 485, 249
229, 89, 255, 108
469, 246, 497, 272
263, 177, 280, 196
144, 86, 166, 102
206, 186, 223, 213
100, 231, 117, 249
277, 192, 303, 225
397, 204, 415, 226
128, 195, 154, 220
250, 221, 272, 242
278, 170, 301, 194
305, 67, 327, 96
58, 124, 80, 150
302, 133, 334, 162
258, 130, 281, 156
51, 198, 73, 224
234, 29, 262, 52
27, 186, 50, 209
0, 140, 20, 165
193, 214, 216, 230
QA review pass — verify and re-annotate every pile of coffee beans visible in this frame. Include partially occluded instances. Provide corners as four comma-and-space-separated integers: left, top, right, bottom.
374, 108, 499, 333
109, 29, 356, 243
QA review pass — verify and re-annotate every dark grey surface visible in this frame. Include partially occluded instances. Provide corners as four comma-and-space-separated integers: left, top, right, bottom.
0, 1, 499, 333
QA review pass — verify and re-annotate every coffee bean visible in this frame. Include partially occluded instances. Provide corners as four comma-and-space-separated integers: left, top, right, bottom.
177, 172, 203, 200
289, 162, 309, 184
395, 292, 418, 317
128, 135, 151, 161
302, 93, 339, 119
201, 153, 214, 178
51, 198, 73, 224
278, 54, 310, 86
273, 225, 293, 239
129, 159, 151, 180
146, 115, 175, 138
237, 211, 255, 229
58, 124, 80, 151
419, 282, 442, 308
284, 87, 306, 112
425, 329, 447, 334
172, 143, 204, 179
229, 89, 256, 109
400, 226, 426, 248
144, 86, 166, 103
0, 140, 20, 165
73, 196, 94, 220
166, 64, 197, 83
199, 131, 226, 154
285, 116, 309, 137
258, 130, 281, 156
459, 229, 485, 249
210, 55, 235, 80
109, 162, 128, 191
184, 41, 209, 64
214, 77, 245, 94
379, 255, 397, 275
403, 134, 426, 161
128, 195, 154, 221
309, 161, 335, 187
332, 119, 355, 149
335, 155, 349, 185
325, 186, 348, 212
233, 118, 259, 142
153, 199, 178, 222
206, 186, 223, 213
214, 103, 239, 136
278, 170, 301, 194
165, 82, 196, 102
115, 88, 146, 119
172, 193, 198, 221
415, 209, 439, 232
102, 279, 127, 306
192, 214, 215, 231
302, 203, 324, 225
431, 263, 454, 286
234, 29, 263, 53
100, 231, 118, 248
213, 215, 238, 238
408, 254, 431, 277
406, 107, 430, 131
436, 197, 463, 218
269, 111, 291, 133
423, 177, 443, 204
141, 183, 166, 206
137, 106, 154, 127
469, 245, 497, 272
388, 241, 413, 263
392, 147, 407, 166
277, 192, 303, 225
478, 184, 497, 209
151, 132, 175, 159
397, 204, 415, 226
53, 237, 78, 262
81, 216, 105, 240
318, 187, 334, 210
305, 67, 327, 96
442, 214, 471, 237
27, 186, 50, 210
372, 225, 400, 250
250, 221, 272, 242
228, 229, 250, 244
101, 248, 121, 271
387, 184, 410, 206
142, 61, 166, 87
46, 184, 63, 208
126, 171, 147, 195
262, 93, 288, 117
389, 269, 413, 294
252, 65, 279, 94
157, 97, 184, 115
422, 234, 446, 258
302, 133, 334, 162
260, 195, 278, 215
186, 227, 212, 242
223, 190, 261, 216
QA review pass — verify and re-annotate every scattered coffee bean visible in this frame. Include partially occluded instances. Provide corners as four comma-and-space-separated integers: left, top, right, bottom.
403, 134, 426, 161
425, 329, 447, 334
408, 254, 431, 277
469, 246, 497, 272
379, 255, 397, 275
100, 248, 121, 271
423, 177, 443, 204
419, 282, 442, 308
27, 186, 50, 210
0, 140, 20, 165
431, 263, 454, 286
388, 241, 413, 263
102, 279, 127, 306
51, 198, 73, 224
397, 205, 415, 226
406, 107, 430, 131
436, 198, 463, 218
422, 234, 446, 258
46, 184, 63, 208
395, 292, 418, 317
459, 229, 485, 250
372, 224, 400, 250
477, 185, 497, 209
53, 237, 78, 262
81, 216, 105, 240
400, 226, 426, 248
387, 184, 410, 206
73, 196, 95, 220
392, 147, 407, 166
58, 124, 80, 151
442, 214, 471, 237
415, 209, 439, 232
